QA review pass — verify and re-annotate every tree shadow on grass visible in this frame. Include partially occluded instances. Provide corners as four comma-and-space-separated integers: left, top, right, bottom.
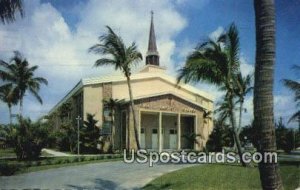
143, 183, 172, 190
66, 178, 118, 190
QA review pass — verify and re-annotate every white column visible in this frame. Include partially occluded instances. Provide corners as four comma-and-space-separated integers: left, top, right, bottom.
177, 113, 181, 150
158, 112, 162, 153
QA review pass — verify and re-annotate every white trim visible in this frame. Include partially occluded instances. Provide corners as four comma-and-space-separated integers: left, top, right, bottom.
48, 81, 83, 115
82, 72, 214, 101
48, 71, 213, 116
124, 92, 210, 111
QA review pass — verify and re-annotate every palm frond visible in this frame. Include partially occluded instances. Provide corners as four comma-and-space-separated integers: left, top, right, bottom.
32, 77, 48, 85
89, 25, 142, 75
94, 58, 117, 67
29, 87, 43, 104
288, 110, 300, 124
283, 79, 300, 93
0, 0, 23, 24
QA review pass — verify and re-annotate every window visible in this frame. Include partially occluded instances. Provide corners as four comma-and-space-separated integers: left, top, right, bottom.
141, 128, 145, 134
170, 129, 177, 134
101, 121, 112, 135
152, 128, 158, 134
103, 107, 112, 121
102, 105, 112, 135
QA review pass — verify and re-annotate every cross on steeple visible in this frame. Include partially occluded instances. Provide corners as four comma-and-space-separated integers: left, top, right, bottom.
146, 10, 159, 66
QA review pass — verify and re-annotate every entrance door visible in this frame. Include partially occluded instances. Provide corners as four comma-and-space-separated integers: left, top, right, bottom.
151, 128, 158, 149
140, 128, 145, 149
169, 129, 177, 149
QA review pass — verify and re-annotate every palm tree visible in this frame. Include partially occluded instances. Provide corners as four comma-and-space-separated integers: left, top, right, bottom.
254, 0, 283, 189
177, 23, 246, 166
214, 96, 232, 124
0, 84, 18, 124
89, 26, 142, 150
0, 51, 48, 118
215, 94, 240, 151
283, 65, 300, 130
0, 0, 23, 24
81, 113, 99, 153
235, 73, 253, 129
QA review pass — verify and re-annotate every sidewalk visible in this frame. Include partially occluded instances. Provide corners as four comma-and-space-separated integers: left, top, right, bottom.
42, 148, 73, 157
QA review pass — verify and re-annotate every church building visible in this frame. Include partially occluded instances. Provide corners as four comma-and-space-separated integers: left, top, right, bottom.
48, 13, 214, 152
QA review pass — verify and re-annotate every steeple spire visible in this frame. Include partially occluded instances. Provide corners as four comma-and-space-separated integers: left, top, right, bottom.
146, 11, 159, 66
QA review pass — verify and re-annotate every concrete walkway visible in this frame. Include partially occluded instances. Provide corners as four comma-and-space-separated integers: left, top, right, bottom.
42, 148, 73, 157
0, 161, 196, 189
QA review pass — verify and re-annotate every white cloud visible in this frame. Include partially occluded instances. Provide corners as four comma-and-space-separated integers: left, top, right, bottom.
209, 26, 224, 40
240, 56, 254, 76
0, 0, 188, 123
232, 93, 297, 128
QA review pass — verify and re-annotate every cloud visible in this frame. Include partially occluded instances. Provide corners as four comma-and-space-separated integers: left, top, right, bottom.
209, 26, 224, 40
0, 0, 188, 123
240, 56, 254, 76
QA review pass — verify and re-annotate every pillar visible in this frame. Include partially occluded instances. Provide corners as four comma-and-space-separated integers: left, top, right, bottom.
158, 112, 162, 153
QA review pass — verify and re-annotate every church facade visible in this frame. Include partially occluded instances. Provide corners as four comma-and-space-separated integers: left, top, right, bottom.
48, 14, 214, 152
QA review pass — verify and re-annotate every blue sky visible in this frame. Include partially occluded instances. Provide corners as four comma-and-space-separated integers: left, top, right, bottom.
0, 0, 298, 127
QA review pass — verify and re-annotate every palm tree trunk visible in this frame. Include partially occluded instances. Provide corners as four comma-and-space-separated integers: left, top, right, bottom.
126, 76, 141, 150
19, 98, 23, 119
233, 100, 244, 151
238, 100, 244, 129
8, 105, 12, 125
229, 95, 246, 167
254, 0, 283, 189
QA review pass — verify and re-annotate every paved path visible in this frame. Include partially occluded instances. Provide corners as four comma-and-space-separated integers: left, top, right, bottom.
42, 148, 73, 157
0, 161, 196, 189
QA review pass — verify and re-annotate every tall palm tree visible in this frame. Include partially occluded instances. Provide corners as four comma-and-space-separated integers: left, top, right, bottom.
89, 26, 142, 150
0, 84, 18, 124
254, 0, 283, 189
0, 51, 48, 118
0, 0, 23, 24
283, 65, 300, 130
177, 23, 246, 166
235, 73, 253, 129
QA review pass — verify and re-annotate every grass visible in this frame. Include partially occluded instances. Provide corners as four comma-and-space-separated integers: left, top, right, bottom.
0, 154, 123, 176
143, 163, 300, 190
17, 157, 122, 174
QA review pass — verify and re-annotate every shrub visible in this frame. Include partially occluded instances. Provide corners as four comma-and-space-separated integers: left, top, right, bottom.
53, 159, 62, 165
106, 155, 112, 159
25, 161, 32, 167
80, 156, 86, 162
12, 118, 51, 160
0, 162, 22, 176
71, 157, 79, 163
63, 158, 70, 164
44, 159, 52, 165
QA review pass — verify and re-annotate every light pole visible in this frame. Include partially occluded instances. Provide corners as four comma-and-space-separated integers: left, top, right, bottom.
76, 116, 82, 155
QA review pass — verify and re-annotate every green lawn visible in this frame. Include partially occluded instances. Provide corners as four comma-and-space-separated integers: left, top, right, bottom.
143, 164, 300, 190
0, 154, 123, 176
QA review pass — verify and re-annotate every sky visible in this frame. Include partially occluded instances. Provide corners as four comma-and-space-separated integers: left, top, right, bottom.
0, 0, 299, 128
